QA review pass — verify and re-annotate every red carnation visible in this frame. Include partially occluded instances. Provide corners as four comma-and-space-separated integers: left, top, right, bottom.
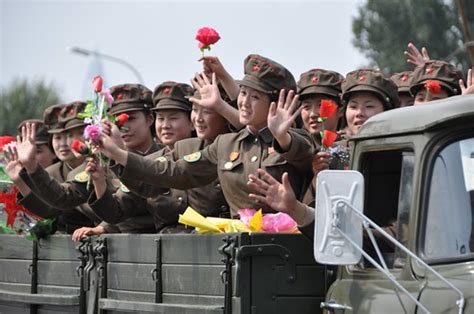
195, 27, 220, 52
424, 80, 441, 94
92, 75, 103, 93
0, 136, 15, 153
70, 139, 89, 155
116, 113, 129, 127
322, 130, 338, 149
319, 99, 338, 119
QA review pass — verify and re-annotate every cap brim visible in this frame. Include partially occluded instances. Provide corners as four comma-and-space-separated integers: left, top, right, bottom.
110, 107, 148, 115
62, 120, 85, 132
409, 80, 457, 96
344, 85, 388, 102
298, 86, 341, 99
236, 79, 272, 94
151, 100, 191, 112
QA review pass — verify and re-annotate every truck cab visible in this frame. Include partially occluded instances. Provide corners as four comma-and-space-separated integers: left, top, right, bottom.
317, 95, 474, 313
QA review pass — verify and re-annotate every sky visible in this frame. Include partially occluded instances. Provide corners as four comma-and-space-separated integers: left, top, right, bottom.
0, 0, 368, 102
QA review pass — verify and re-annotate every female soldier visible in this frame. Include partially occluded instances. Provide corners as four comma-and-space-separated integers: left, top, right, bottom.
72, 84, 163, 239
296, 69, 344, 205
80, 82, 196, 235
98, 54, 314, 217
6, 102, 101, 233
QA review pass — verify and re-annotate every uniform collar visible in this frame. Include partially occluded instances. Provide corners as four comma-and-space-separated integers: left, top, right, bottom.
237, 127, 274, 144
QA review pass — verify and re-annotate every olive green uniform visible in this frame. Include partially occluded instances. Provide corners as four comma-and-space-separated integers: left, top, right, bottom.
118, 127, 313, 217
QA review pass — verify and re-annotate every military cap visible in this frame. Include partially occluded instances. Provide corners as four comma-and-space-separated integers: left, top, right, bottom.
17, 119, 50, 144
297, 69, 344, 102
43, 104, 66, 134
237, 54, 296, 97
152, 81, 194, 112
409, 60, 462, 96
109, 84, 153, 115
61, 101, 88, 131
391, 71, 413, 94
342, 69, 400, 109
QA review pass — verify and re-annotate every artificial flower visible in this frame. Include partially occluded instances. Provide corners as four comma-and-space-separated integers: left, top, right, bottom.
93, 75, 103, 93
424, 80, 441, 94
322, 129, 338, 149
70, 139, 90, 155
116, 113, 129, 127
101, 88, 114, 106
319, 99, 338, 119
83, 124, 102, 143
0, 136, 15, 152
195, 27, 220, 52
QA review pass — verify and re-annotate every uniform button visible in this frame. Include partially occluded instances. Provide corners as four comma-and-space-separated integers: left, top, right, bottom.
254, 138, 258, 143
215, 183, 221, 188
251, 156, 258, 162
220, 205, 227, 212
178, 197, 183, 201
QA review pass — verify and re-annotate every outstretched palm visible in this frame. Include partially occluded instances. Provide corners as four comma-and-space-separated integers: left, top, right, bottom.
248, 169, 297, 214
189, 72, 221, 110
267, 89, 300, 140
17, 122, 38, 172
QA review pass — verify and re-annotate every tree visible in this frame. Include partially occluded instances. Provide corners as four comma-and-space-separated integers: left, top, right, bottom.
352, 0, 473, 74
0, 79, 62, 135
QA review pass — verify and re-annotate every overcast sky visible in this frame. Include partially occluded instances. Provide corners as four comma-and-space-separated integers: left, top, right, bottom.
1, 0, 368, 102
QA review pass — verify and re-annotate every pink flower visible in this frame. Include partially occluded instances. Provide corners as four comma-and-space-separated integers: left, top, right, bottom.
92, 75, 103, 93
261, 213, 297, 232
83, 124, 102, 143
195, 27, 220, 51
238, 208, 256, 226
101, 88, 114, 106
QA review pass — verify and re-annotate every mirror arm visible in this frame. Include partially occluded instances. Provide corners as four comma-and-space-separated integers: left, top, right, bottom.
337, 229, 430, 313
336, 199, 465, 314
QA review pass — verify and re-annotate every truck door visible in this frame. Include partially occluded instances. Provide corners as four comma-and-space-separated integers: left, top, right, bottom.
325, 149, 425, 313
416, 137, 474, 313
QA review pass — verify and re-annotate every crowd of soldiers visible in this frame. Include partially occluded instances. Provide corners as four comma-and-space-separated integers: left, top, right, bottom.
1, 43, 473, 241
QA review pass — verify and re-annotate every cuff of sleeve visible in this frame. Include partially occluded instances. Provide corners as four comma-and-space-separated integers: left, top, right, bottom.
296, 204, 315, 228
119, 152, 143, 180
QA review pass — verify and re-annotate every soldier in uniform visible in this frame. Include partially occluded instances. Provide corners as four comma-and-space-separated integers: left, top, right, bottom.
304, 69, 399, 206
72, 84, 162, 240
296, 69, 344, 205
7, 102, 101, 233
391, 71, 414, 107
98, 54, 314, 218
82, 82, 194, 234
410, 60, 463, 105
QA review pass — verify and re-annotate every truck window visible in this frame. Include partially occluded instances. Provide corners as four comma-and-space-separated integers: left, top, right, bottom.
360, 150, 414, 268
423, 138, 474, 261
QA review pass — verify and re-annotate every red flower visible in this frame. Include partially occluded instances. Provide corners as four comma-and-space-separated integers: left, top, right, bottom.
0, 186, 26, 227
424, 80, 441, 94
319, 99, 338, 119
70, 139, 89, 155
0, 136, 15, 153
322, 130, 338, 148
116, 113, 129, 127
92, 75, 103, 93
195, 27, 220, 51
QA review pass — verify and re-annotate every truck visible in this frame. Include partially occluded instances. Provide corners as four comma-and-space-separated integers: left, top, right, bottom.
0, 94, 473, 313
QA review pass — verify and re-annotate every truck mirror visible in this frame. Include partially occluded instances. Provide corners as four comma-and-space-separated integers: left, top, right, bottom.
314, 170, 364, 265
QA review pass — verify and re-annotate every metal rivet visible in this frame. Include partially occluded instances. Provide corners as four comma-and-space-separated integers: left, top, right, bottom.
251, 156, 258, 162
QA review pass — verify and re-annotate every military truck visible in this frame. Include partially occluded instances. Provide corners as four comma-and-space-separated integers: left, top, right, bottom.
0, 95, 473, 313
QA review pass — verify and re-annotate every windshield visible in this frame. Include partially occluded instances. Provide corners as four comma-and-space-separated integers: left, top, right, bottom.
424, 138, 474, 260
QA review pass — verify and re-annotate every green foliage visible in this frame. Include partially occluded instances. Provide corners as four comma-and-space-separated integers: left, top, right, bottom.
0, 79, 62, 136
353, 0, 473, 73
